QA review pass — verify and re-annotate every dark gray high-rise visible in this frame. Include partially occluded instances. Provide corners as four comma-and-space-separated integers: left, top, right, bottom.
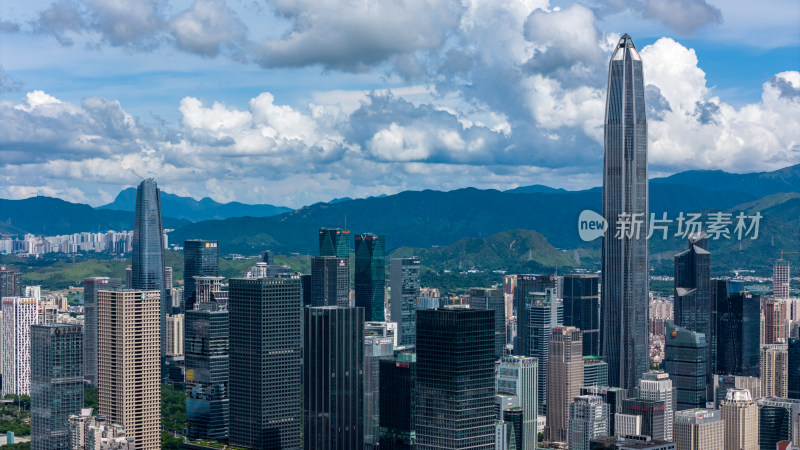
674, 233, 713, 394
304, 306, 364, 450
130, 178, 167, 370
82, 277, 121, 386
30, 324, 83, 450
391, 257, 421, 346
415, 307, 495, 449
228, 277, 302, 449
563, 273, 600, 357
601, 33, 649, 390
183, 240, 219, 311
319, 227, 350, 258
311, 256, 350, 307
470, 287, 506, 360
355, 233, 386, 321
185, 301, 229, 441
713, 279, 760, 377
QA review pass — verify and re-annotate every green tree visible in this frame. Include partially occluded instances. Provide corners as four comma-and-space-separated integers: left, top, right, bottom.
84, 387, 98, 410
161, 384, 186, 433
161, 430, 183, 449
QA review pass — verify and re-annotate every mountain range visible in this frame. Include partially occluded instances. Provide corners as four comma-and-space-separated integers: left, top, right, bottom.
3, 164, 800, 275
99, 188, 291, 222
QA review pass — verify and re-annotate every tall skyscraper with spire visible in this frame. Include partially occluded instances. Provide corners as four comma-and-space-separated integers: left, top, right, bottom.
600, 33, 649, 390
130, 178, 167, 371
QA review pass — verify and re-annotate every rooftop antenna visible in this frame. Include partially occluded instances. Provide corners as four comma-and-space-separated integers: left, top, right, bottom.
131, 170, 145, 181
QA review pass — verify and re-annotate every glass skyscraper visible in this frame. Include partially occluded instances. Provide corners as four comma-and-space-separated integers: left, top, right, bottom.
391, 257, 421, 346
788, 338, 800, 399
228, 277, 302, 449
319, 227, 350, 258
379, 352, 416, 449
355, 233, 386, 321
130, 178, 167, 369
756, 398, 800, 450
30, 324, 83, 450
183, 239, 219, 311
563, 273, 600, 357
664, 322, 707, 410
713, 279, 760, 376
311, 256, 350, 307
600, 33, 649, 391
516, 288, 562, 416
304, 306, 364, 450
185, 301, 229, 441
470, 287, 506, 360
674, 234, 713, 392
416, 307, 496, 449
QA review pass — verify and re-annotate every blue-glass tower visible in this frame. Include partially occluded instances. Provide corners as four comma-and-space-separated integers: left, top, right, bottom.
183, 240, 219, 311
355, 233, 386, 321
130, 178, 167, 371
601, 34, 649, 390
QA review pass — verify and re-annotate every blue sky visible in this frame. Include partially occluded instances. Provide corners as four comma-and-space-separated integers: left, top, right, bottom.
0, 0, 798, 208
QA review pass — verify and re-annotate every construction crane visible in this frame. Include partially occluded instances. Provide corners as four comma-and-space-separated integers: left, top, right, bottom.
777, 250, 800, 261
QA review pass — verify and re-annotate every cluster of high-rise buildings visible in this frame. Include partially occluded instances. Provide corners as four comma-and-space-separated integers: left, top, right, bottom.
0, 33, 798, 450
0, 230, 136, 256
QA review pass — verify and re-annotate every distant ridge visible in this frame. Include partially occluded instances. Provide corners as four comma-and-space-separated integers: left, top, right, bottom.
99, 188, 292, 222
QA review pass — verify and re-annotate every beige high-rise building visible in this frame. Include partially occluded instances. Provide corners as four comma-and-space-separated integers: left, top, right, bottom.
773, 259, 790, 300
674, 409, 723, 450
764, 299, 787, 344
760, 345, 788, 398
98, 289, 161, 450
545, 326, 582, 444
720, 389, 759, 450
166, 313, 184, 356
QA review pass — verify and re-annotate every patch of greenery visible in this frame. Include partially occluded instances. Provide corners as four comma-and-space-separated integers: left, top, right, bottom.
0, 442, 31, 449
161, 384, 186, 434
161, 430, 184, 449
84, 387, 98, 410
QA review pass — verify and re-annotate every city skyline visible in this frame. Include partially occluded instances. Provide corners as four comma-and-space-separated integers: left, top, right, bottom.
0, 1, 797, 207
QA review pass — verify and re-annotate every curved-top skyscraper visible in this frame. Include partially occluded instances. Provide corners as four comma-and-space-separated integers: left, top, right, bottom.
600, 34, 648, 390
131, 178, 167, 372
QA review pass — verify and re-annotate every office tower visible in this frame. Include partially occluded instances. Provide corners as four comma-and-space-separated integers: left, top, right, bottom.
83, 277, 121, 386
304, 306, 364, 450
229, 277, 301, 449
183, 240, 219, 311
581, 387, 629, 436
97, 289, 160, 449
760, 345, 788, 398
355, 233, 386, 321
497, 356, 538, 450
674, 234, 714, 392
569, 395, 610, 450
664, 322, 707, 410
591, 435, 676, 450
639, 372, 675, 441
517, 288, 562, 415
69, 409, 133, 449
601, 33, 649, 391
165, 314, 184, 356
391, 257, 420, 346
130, 178, 167, 373
584, 356, 609, 388
764, 299, 788, 344
260, 249, 274, 265
25, 285, 41, 299
789, 338, 800, 399
546, 326, 583, 443
471, 287, 507, 359
673, 409, 723, 450
192, 276, 226, 304
773, 259, 790, 299
513, 274, 557, 320
365, 333, 394, 447
615, 413, 642, 436
620, 398, 667, 441
2, 296, 38, 395
379, 352, 416, 449
365, 320, 397, 346
416, 307, 495, 449
311, 256, 350, 307
185, 301, 229, 441
713, 375, 761, 407
319, 227, 350, 257
0, 266, 22, 298
300, 273, 311, 306
720, 389, 759, 450
125, 265, 132, 287
30, 324, 83, 450
714, 280, 760, 376
502, 409, 524, 450
496, 393, 521, 419
564, 273, 601, 356
757, 398, 800, 450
